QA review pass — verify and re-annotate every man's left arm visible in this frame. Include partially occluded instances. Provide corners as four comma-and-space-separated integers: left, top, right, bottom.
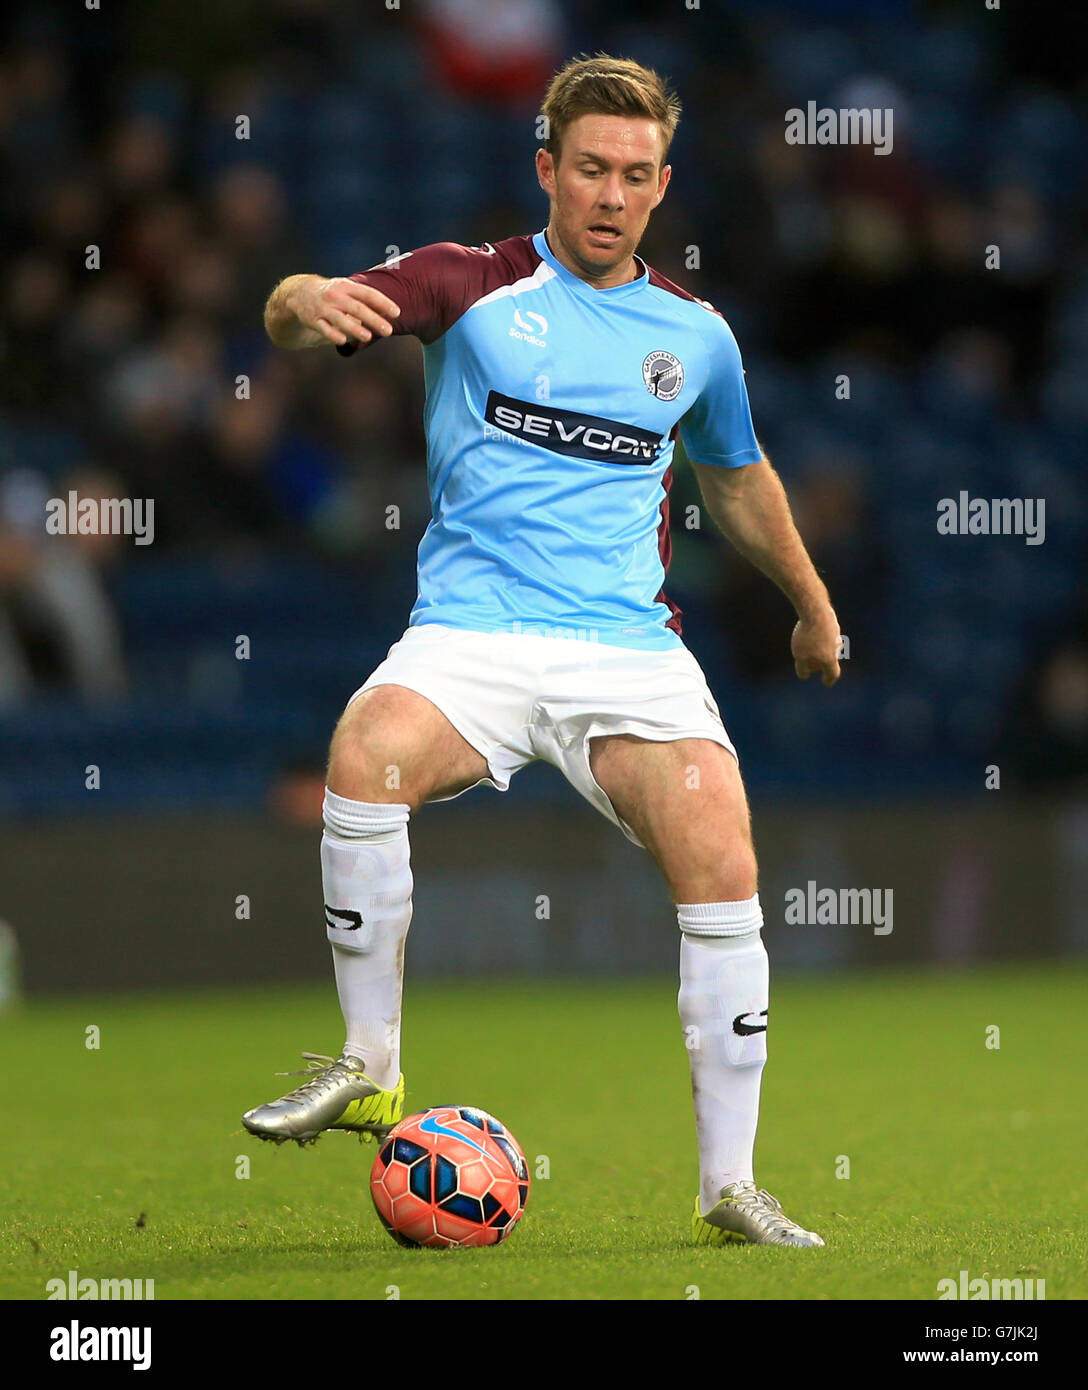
692, 456, 842, 686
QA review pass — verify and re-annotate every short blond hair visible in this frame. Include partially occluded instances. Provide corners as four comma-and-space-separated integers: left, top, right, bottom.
541, 53, 682, 169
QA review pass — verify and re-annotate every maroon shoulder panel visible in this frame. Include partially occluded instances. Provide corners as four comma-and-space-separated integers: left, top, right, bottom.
347, 234, 541, 346
645, 263, 726, 324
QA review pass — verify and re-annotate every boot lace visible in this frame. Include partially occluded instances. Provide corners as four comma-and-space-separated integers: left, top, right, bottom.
274, 1052, 357, 1104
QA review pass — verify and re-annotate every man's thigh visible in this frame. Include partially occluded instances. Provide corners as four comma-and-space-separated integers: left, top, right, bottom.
588, 734, 757, 903
328, 684, 491, 808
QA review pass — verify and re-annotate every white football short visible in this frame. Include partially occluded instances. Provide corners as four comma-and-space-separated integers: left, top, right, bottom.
347, 623, 737, 848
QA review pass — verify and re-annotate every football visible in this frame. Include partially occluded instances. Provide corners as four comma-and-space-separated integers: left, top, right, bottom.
370, 1105, 530, 1248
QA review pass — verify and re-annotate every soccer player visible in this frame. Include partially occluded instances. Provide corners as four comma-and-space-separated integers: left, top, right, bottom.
243, 55, 841, 1247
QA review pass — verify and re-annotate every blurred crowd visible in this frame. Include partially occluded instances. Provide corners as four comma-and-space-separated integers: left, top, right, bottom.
1, 0, 1085, 799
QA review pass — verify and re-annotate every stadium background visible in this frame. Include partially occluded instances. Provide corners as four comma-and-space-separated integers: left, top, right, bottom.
1, 0, 1086, 995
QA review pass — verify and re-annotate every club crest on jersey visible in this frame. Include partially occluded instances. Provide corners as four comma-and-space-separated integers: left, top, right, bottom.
643, 350, 684, 401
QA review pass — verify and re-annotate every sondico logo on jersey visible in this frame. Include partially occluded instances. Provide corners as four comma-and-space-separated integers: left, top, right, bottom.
484, 391, 665, 465
643, 350, 684, 401
510, 307, 548, 348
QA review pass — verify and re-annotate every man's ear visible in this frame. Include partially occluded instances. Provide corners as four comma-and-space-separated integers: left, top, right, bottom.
653, 163, 672, 208
536, 147, 555, 194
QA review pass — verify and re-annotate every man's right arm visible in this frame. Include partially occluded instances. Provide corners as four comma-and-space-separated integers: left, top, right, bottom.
263, 274, 402, 350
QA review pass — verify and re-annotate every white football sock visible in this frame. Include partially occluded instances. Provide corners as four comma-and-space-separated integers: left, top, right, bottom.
676, 896, 768, 1214
321, 788, 412, 1091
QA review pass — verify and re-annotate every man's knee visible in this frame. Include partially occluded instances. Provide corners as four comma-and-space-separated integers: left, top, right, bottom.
327, 689, 424, 807
669, 832, 757, 903
662, 752, 759, 900
722, 843, 759, 901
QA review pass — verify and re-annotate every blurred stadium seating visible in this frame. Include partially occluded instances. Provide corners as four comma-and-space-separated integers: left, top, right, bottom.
1, 0, 1085, 827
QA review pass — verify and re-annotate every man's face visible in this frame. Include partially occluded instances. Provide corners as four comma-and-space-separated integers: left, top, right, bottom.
536, 113, 671, 282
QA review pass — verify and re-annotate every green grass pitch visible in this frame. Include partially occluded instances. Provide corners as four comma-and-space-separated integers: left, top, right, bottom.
2, 963, 1085, 1300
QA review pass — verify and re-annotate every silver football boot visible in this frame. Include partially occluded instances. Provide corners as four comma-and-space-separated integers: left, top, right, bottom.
241, 1051, 404, 1147
693, 1182, 825, 1247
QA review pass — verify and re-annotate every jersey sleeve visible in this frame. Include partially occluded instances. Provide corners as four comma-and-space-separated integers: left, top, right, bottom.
678, 315, 764, 468
346, 242, 486, 347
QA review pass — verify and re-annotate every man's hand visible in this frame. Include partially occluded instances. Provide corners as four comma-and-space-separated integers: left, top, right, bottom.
791, 606, 842, 686
264, 274, 402, 349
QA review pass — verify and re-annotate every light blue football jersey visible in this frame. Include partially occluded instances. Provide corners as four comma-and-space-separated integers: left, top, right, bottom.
347, 227, 762, 649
